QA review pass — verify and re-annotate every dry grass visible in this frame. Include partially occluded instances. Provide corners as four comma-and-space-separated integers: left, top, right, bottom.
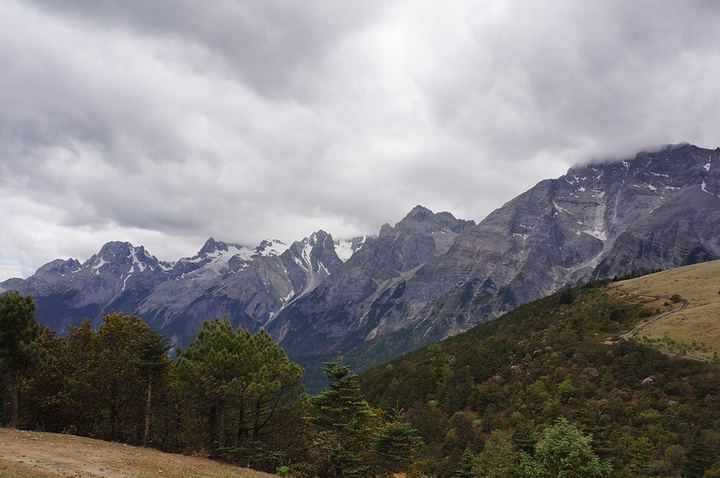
615, 260, 720, 360
0, 428, 278, 478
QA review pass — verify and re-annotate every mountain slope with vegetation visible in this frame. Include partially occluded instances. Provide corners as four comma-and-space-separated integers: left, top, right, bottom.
358, 278, 720, 477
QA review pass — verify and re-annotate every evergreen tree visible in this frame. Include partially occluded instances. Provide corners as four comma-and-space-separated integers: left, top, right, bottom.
133, 328, 171, 446
308, 357, 375, 477
28, 314, 171, 443
62, 319, 99, 435
512, 420, 538, 455
175, 318, 246, 448
373, 414, 423, 475
681, 429, 718, 478
0, 291, 41, 428
91, 313, 153, 442
236, 329, 305, 443
454, 447, 477, 478
476, 430, 517, 478
175, 318, 305, 467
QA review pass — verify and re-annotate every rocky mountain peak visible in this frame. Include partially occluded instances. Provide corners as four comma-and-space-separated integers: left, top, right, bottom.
198, 237, 231, 256
378, 223, 395, 237
394, 205, 476, 237
35, 258, 82, 276
86, 242, 159, 272
268, 144, 720, 378
286, 230, 342, 274
96, 241, 133, 259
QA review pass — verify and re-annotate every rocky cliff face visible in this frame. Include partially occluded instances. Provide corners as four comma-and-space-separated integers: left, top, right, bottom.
270, 144, 720, 369
139, 231, 345, 345
266, 206, 475, 362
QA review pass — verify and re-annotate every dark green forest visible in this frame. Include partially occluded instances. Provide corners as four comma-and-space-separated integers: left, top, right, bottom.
2, 280, 720, 477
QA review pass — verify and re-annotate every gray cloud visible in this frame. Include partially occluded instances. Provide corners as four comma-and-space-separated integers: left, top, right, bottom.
2, 0, 720, 280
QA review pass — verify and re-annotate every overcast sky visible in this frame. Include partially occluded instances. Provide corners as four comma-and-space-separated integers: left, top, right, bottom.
2, 0, 720, 281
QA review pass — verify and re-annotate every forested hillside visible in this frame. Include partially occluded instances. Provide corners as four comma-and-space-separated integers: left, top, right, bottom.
359, 280, 720, 477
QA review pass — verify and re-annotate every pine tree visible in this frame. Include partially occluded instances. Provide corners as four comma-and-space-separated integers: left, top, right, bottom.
0, 291, 41, 428
91, 313, 152, 441
175, 318, 305, 464
455, 447, 477, 478
133, 329, 171, 446
308, 358, 375, 477
681, 429, 718, 478
373, 415, 423, 475
476, 430, 517, 478
175, 318, 253, 449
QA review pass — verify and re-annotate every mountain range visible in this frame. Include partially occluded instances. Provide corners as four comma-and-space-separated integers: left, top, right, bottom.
3, 143, 719, 373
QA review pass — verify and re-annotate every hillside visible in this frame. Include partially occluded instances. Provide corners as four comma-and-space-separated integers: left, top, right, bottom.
0, 428, 277, 478
615, 260, 720, 361
358, 278, 720, 477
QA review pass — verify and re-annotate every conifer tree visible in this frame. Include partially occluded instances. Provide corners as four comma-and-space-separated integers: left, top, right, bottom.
681, 429, 718, 478
175, 318, 305, 464
308, 357, 375, 477
454, 447, 477, 478
175, 318, 250, 449
90, 313, 154, 441
476, 430, 517, 478
0, 291, 41, 428
133, 328, 171, 446
373, 414, 423, 475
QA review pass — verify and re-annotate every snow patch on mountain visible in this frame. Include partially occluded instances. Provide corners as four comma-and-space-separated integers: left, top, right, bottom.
334, 239, 355, 262
130, 247, 149, 272
92, 258, 106, 272
333, 236, 370, 262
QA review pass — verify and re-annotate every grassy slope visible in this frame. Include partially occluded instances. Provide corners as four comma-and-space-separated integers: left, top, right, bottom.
0, 428, 277, 478
616, 259, 720, 360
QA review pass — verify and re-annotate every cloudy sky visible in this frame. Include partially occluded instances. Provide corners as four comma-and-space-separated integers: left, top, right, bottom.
2, 0, 720, 281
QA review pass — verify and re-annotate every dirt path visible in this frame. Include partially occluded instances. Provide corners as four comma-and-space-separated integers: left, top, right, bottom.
606, 285, 714, 362
0, 428, 277, 478
608, 285, 688, 339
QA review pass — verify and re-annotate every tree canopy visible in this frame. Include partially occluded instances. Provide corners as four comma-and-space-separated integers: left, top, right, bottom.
0, 291, 41, 428
175, 318, 306, 466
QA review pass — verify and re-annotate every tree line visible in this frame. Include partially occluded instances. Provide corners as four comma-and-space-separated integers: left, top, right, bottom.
0, 290, 420, 477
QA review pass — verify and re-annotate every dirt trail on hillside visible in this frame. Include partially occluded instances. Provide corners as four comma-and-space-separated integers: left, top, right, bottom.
0, 428, 276, 478
608, 285, 688, 339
